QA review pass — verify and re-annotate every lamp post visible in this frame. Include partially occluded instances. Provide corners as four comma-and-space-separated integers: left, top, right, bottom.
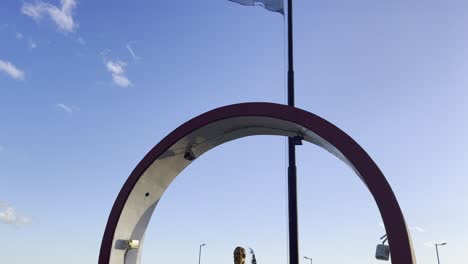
435, 242, 446, 264
198, 243, 206, 264
303, 256, 312, 264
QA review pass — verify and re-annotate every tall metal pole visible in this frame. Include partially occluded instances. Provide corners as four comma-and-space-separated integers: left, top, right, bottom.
198, 243, 206, 264
434, 242, 446, 264
286, 1, 299, 264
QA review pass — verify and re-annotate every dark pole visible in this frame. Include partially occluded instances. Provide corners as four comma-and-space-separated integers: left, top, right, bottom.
198, 243, 206, 264
286, 1, 299, 264
434, 242, 446, 264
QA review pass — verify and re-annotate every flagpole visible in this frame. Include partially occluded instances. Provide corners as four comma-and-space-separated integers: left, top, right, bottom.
286, 1, 299, 264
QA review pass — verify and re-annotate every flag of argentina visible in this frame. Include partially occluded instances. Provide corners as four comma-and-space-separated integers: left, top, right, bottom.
228, 0, 284, 15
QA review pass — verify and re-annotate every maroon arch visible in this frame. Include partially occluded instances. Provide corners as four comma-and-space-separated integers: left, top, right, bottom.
99, 102, 414, 263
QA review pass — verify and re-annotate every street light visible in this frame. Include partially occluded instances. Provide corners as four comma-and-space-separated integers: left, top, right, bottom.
376, 234, 390, 261
435, 242, 447, 264
303, 256, 312, 264
198, 243, 206, 264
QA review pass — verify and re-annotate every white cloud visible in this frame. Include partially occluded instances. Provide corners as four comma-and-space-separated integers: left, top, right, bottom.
77, 36, 85, 45
105, 60, 132, 87
21, 0, 77, 32
55, 103, 79, 114
0, 60, 25, 80
410, 226, 425, 233
28, 39, 37, 49
112, 73, 132, 87
106, 61, 124, 75
16, 32, 23, 39
379, 223, 425, 233
0, 201, 30, 226
126, 42, 140, 62
100, 49, 111, 58
56, 103, 74, 114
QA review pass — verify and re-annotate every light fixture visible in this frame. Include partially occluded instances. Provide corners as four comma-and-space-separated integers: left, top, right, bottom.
128, 239, 140, 249
184, 149, 196, 161
303, 256, 312, 264
435, 242, 447, 264
292, 132, 304, 145
198, 243, 206, 264
376, 234, 390, 261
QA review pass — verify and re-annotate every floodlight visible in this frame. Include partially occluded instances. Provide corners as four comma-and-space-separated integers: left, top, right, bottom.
184, 149, 196, 161
375, 244, 390, 261
128, 240, 140, 249
376, 234, 390, 261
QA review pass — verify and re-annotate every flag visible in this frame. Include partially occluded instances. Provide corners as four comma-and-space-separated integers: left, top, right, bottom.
228, 0, 284, 15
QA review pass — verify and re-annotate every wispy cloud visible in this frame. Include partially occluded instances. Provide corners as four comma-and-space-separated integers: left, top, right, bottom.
56, 103, 78, 114
0, 60, 25, 80
21, 0, 77, 32
28, 39, 37, 49
100, 49, 111, 58
410, 226, 425, 233
16, 32, 23, 39
126, 42, 140, 62
77, 36, 85, 45
0, 201, 30, 226
105, 60, 132, 87
378, 223, 425, 233
0, 145, 4, 152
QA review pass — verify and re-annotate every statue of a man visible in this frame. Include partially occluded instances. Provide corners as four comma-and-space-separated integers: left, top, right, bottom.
233, 247, 246, 264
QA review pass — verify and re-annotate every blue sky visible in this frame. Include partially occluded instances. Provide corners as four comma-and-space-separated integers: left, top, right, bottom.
1, 0, 467, 263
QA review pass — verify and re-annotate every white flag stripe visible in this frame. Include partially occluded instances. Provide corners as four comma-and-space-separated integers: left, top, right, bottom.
228, 0, 284, 14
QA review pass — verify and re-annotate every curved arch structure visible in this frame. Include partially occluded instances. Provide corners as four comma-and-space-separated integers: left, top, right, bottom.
99, 102, 415, 264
